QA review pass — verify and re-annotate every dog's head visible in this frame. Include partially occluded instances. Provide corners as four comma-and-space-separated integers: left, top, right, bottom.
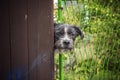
54, 23, 84, 51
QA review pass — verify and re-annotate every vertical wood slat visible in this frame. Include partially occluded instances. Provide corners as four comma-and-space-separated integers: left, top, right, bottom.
28, 0, 38, 79
37, 0, 54, 80
36, 0, 54, 80
9, 0, 28, 79
0, 0, 54, 80
0, 0, 11, 80
28, 0, 54, 80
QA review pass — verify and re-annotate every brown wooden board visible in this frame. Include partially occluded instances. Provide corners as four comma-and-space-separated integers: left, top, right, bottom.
28, 0, 54, 80
27, 0, 38, 79
36, 0, 54, 80
9, 0, 28, 79
0, 0, 54, 80
0, 0, 11, 80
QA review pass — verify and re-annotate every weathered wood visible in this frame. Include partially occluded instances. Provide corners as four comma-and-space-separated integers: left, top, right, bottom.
0, 0, 54, 80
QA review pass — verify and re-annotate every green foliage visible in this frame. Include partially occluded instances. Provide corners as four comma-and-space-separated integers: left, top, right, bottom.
54, 0, 120, 80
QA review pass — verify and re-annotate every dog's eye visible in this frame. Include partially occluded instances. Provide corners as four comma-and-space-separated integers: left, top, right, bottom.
56, 32, 64, 36
68, 31, 74, 36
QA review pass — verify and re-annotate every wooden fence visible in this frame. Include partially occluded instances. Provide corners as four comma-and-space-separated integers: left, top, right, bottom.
0, 0, 54, 80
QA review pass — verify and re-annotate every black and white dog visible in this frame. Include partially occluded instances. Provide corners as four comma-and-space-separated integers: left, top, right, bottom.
54, 23, 84, 51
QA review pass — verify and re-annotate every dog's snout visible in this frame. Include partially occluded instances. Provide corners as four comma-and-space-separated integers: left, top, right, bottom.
63, 40, 70, 45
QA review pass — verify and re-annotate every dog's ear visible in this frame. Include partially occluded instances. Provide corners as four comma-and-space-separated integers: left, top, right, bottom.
54, 23, 58, 27
73, 26, 84, 40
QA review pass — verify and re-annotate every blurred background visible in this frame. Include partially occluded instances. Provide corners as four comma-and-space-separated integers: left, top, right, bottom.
54, 0, 120, 80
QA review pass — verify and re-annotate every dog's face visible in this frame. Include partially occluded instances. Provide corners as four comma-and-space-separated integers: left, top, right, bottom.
54, 23, 84, 51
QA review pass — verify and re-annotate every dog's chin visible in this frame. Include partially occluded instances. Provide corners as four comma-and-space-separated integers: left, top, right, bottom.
63, 47, 72, 50
56, 47, 73, 52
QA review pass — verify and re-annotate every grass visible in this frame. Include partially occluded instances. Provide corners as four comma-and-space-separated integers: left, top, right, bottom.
54, 0, 120, 80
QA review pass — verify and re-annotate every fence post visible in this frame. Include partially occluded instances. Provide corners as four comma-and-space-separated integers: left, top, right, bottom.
58, 0, 63, 80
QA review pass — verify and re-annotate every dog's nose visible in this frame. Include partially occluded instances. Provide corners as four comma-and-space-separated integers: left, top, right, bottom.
63, 40, 70, 45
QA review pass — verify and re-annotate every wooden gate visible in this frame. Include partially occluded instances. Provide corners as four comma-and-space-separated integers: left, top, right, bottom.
0, 0, 54, 80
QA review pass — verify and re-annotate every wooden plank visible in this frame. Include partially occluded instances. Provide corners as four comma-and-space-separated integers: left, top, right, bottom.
27, 0, 38, 80
0, 0, 11, 80
0, 0, 54, 79
36, 0, 54, 80
28, 0, 54, 80
9, 0, 28, 79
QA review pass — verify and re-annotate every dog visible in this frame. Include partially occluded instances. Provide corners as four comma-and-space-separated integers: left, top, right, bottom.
54, 23, 84, 51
